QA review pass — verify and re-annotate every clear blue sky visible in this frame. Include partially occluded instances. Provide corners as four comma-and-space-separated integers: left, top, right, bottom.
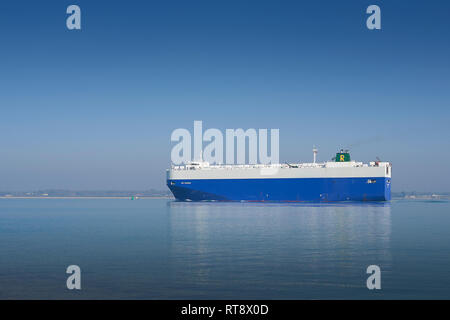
1, 1, 449, 192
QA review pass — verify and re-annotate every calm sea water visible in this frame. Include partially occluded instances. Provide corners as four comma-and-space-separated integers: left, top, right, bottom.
0, 198, 449, 299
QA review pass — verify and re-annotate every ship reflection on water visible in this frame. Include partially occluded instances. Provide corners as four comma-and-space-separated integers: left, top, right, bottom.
166, 201, 391, 299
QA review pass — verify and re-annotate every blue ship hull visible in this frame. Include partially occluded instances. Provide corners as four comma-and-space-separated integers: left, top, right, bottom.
167, 177, 391, 202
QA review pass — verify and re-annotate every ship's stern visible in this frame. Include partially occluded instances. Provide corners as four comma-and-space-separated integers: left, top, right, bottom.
384, 163, 392, 201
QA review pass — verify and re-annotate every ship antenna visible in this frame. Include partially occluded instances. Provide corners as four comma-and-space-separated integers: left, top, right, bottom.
313, 145, 318, 163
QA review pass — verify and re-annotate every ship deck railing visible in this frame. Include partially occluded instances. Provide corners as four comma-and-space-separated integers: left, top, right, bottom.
170, 161, 375, 171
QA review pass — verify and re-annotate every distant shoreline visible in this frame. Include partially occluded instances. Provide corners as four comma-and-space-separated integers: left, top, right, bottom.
0, 196, 174, 199
1, 196, 448, 201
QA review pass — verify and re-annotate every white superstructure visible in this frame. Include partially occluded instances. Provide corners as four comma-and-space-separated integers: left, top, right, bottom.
168, 160, 391, 180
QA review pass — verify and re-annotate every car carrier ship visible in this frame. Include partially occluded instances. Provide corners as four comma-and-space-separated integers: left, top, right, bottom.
167, 148, 391, 202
